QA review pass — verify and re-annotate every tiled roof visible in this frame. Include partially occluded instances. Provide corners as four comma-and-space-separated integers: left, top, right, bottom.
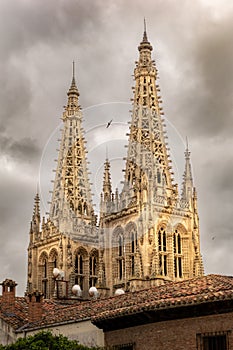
1, 274, 233, 333
0, 296, 28, 330
92, 274, 233, 324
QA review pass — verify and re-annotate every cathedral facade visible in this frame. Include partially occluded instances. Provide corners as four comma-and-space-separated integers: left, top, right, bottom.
27, 26, 203, 299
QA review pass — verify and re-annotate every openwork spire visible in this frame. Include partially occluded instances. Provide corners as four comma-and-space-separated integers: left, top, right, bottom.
121, 23, 174, 208
49, 64, 96, 234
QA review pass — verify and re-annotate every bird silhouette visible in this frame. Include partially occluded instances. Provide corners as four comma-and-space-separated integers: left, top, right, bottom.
106, 119, 113, 128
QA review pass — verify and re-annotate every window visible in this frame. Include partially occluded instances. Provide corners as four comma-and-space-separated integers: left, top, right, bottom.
42, 259, 48, 298
130, 230, 138, 277
197, 331, 229, 350
89, 253, 98, 287
158, 227, 167, 276
74, 251, 85, 290
174, 229, 182, 278
118, 235, 124, 280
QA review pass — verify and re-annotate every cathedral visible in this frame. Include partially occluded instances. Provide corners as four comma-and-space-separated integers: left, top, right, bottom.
27, 24, 204, 300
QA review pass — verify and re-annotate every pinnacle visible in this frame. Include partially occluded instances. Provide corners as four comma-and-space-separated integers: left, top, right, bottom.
138, 19, 152, 52
67, 61, 79, 96
143, 17, 148, 42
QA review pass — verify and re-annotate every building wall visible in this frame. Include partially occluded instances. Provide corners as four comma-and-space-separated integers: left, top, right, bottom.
19, 320, 104, 348
0, 319, 17, 345
104, 312, 233, 350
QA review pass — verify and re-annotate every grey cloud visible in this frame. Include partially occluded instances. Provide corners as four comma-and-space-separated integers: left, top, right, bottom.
0, 0, 107, 58
176, 13, 233, 139
0, 134, 40, 163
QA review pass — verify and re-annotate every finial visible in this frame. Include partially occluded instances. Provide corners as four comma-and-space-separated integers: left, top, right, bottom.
186, 136, 189, 151
71, 61, 76, 86
184, 136, 191, 159
143, 17, 148, 42
144, 17, 146, 33
36, 182, 39, 196
106, 145, 108, 160
67, 61, 79, 96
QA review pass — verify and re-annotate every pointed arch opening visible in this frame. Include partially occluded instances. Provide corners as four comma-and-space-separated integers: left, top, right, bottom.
74, 247, 88, 291
125, 222, 138, 278
112, 226, 125, 284
48, 248, 58, 298
38, 252, 49, 298
158, 227, 167, 276
174, 228, 183, 278
89, 249, 98, 288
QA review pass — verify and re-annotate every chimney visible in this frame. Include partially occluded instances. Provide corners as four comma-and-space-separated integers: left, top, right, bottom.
0, 279, 17, 314
27, 291, 44, 323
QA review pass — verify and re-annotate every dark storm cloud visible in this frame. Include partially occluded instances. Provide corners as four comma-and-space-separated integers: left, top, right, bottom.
171, 11, 233, 139
0, 134, 40, 163
0, 0, 106, 57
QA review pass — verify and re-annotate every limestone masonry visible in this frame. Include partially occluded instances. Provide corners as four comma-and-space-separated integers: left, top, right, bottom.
27, 23, 204, 300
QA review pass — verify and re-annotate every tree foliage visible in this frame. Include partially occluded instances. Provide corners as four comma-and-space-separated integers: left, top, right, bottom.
0, 331, 102, 350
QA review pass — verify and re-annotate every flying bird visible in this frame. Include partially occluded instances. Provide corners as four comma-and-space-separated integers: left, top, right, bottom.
106, 119, 113, 128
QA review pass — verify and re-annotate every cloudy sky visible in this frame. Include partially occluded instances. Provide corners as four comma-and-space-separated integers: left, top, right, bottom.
0, 0, 233, 296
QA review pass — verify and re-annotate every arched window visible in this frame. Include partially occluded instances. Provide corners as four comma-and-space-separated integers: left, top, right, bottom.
89, 251, 98, 288
43, 259, 48, 298
48, 249, 58, 299
118, 235, 124, 280
158, 227, 167, 276
39, 253, 48, 299
130, 230, 138, 277
112, 226, 125, 284
74, 249, 87, 290
174, 229, 182, 278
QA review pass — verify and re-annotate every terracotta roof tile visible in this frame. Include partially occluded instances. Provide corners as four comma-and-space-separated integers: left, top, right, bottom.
1, 274, 233, 332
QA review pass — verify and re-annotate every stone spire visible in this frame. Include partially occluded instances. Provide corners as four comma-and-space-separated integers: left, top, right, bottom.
181, 138, 194, 202
121, 22, 174, 208
32, 192, 41, 234
65, 61, 80, 117
102, 158, 112, 202
49, 63, 96, 234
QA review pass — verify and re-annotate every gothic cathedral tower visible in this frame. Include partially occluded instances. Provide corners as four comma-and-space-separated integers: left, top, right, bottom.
27, 65, 99, 299
27, 25, 203, 299
99, 23, 203, 293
